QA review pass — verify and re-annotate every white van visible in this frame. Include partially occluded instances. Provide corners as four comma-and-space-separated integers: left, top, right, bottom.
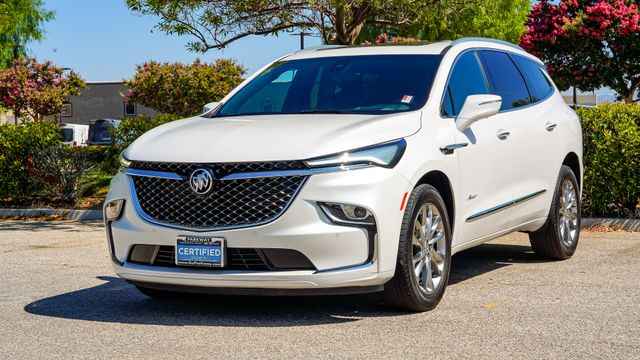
59, 123, 89, 147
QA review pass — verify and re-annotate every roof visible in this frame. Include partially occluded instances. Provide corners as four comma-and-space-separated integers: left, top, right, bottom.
282, 37, 540, 64
284, 41, 453, 60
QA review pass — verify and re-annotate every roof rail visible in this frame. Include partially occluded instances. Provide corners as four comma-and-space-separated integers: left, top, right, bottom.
450, 37, 525, 51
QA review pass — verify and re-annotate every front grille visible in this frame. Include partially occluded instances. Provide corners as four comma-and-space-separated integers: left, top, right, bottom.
130, 161, 307, 229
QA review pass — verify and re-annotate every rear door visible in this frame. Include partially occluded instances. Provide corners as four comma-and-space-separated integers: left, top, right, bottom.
475, 50, 546, 229
511, 54, 562, 219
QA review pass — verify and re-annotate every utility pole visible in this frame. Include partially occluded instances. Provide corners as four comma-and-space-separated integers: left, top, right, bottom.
290, 31, 315, 50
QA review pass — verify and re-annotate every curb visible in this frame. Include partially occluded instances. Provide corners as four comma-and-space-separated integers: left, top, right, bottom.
0, 208, 102, 221
582, 217, 640, 232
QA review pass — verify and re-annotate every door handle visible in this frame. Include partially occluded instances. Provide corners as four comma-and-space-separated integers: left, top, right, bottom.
545, 122, 558, 131
496, 129, 511, 140
440, 142, 468, 155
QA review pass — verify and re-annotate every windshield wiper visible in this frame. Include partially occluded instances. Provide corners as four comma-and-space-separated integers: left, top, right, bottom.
298, 109, 349, 114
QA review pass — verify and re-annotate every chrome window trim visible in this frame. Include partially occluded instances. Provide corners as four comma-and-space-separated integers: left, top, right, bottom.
466, 189, 547, 222
126, 175, 309, 232
439, 47, 557, 119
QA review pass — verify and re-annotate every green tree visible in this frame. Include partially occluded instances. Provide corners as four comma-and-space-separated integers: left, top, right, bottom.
125, 59, 245, 116
360, 0, 530, 44
126, 0, 447, 50
0, 0, 54, 68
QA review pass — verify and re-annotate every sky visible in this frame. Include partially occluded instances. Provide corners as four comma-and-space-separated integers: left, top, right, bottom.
30, 1, 323, 82
28, 1, 615, 99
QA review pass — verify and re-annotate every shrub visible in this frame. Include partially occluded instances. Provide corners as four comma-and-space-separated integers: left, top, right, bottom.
579, 104, 640, 218
29, 144, 94, 202
0, 122, 60, 200
125, 59, 245, 117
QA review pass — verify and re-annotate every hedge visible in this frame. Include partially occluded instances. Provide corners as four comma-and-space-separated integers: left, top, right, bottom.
0, 122, 60, 200
579, 104, 640, 218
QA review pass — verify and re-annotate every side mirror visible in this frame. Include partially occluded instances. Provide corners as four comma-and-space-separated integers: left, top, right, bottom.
202, 102, 220, 114
455, 94, 502, 131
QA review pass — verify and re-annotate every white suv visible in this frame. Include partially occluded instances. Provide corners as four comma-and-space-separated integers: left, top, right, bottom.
105, 38, 582, 311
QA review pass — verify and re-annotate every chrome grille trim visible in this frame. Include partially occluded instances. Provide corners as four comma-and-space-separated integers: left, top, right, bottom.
124, 164, 368, 181
125, 168, 184, 180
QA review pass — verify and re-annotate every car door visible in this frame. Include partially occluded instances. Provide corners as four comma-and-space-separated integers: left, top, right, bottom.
474, 50, 547, 231
442, 51, 519, 244
511, 54, 563, 220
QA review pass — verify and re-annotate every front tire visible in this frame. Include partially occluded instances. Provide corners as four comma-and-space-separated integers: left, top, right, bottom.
529, 165, 581, 260
384, 184, 452, 312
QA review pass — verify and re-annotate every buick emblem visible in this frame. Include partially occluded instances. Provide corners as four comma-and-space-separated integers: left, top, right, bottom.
189, 168, 215, 195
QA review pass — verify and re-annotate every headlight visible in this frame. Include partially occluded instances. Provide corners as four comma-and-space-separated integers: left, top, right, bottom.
304, 139, 406, 169
119, 152, 131, 169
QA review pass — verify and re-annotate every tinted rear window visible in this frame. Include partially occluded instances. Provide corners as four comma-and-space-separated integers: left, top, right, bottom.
478, 50, 531, 111
513, 55, 554, 102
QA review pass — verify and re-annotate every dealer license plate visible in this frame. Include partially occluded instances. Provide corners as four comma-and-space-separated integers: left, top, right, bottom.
175, 235, 224, 268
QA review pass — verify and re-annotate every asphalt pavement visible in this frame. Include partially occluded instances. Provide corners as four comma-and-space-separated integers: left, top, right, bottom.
1, 220, 638, 359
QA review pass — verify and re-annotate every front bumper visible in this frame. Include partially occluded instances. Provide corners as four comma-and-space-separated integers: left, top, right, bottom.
105, 166, 411, 290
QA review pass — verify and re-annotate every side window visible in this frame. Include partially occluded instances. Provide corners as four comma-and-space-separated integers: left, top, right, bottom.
442, 51, 489, 117
478, 50, 531, 111
512, 55, 554, 102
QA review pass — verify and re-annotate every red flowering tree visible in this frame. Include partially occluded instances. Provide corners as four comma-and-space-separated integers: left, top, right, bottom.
521, 0, 640, 102
0, 58, 85, 123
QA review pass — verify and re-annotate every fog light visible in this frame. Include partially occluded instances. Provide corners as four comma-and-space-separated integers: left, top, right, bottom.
319, 202, 375, 226
105, 199, 125, 221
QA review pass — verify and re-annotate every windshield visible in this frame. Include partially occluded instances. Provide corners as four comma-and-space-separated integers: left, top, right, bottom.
215, 55, 442, 117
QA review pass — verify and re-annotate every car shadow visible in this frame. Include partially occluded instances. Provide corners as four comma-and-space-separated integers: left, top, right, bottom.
449, 242, 546, 285
24, 242, 548, 326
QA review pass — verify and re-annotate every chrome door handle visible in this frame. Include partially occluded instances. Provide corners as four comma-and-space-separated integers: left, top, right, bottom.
496, 129, 511, 140
440, 142, 468, 155
545, 122, 558, 131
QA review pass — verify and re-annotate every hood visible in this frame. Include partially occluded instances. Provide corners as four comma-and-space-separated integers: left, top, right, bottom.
125, 111, 422, 163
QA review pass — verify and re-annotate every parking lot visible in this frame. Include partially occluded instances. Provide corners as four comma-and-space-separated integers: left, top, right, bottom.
1, 220, 639, 359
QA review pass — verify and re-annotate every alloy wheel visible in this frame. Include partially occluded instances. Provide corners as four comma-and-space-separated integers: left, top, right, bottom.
558, 179, 579, 248
412, 203, 446, 294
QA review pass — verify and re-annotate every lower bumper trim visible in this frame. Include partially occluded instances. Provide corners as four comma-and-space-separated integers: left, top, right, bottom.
130, 281, 384, 296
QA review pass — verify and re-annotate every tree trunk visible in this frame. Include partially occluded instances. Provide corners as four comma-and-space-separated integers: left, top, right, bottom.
333, 2, 369, 45
623, 85, 638, 103
13, 107, 20, 125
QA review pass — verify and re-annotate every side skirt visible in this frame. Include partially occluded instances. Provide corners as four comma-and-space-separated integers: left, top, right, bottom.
452, 217, 548, 255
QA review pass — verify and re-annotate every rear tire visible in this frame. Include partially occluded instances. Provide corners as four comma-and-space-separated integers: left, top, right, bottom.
529, 165, 581, 260
384, 184, 452, 312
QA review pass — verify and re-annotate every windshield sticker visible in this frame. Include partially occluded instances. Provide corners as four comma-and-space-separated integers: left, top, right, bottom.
401, 95, 414, 104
